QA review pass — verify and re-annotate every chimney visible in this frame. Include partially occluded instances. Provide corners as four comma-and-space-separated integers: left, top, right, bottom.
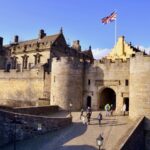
0, 37, 3, 50
38, 29, 46, 39
14, 35, 19, 43
72, 40, 81, 51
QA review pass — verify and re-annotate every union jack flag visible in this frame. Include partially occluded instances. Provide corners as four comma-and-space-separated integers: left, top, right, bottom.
101, 12, 117, 24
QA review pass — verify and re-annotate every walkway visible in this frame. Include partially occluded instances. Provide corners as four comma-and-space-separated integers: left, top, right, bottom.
1, 111, 136, 150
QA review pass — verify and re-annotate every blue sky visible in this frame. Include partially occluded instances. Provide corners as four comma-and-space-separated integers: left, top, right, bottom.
0, 0, 150, 58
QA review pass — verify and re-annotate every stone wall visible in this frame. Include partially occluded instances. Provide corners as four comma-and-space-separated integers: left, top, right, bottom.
0, 108, 71, 146
13, 105, 59, 115
51, 57, 84, 110
12, 50, 50, 70
0, 68, 45, 107
84, 59, 129, 112
130, 53, 150, 118
144, 117, 150, 150
119, 117, 145, 150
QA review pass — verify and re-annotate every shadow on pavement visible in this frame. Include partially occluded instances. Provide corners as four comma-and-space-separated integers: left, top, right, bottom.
58, 145, 97, 150
1, 122, 88, 150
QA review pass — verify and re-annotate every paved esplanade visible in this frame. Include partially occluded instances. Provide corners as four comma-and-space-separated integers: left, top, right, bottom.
2, 111, 135, 150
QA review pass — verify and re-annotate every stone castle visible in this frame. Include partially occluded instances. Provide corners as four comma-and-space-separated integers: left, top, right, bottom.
0, 29, 149, 119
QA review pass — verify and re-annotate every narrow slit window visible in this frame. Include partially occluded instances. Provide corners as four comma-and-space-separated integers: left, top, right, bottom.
125, 80, 129, 86
88, 79, 91, 85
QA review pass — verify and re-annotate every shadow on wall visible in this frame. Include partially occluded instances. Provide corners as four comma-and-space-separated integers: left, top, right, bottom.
84, 63, 104, 109
1, 122, 89, 150
92, 65, 104, 110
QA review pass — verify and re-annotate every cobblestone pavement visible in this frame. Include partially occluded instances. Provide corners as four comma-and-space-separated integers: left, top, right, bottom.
1, 111, 135, 150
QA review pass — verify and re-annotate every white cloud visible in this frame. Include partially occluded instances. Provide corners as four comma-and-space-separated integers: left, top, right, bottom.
138, 46, 150, 54
92, 46, 150, 60
92, 48, 111, 59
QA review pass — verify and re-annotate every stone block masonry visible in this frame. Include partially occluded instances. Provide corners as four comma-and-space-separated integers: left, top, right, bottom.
119, 117, 145, 150
0, 107, 72, 146
13, 105, 59, 115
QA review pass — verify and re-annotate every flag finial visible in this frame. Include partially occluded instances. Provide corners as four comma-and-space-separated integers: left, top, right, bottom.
60, 27, 63, 34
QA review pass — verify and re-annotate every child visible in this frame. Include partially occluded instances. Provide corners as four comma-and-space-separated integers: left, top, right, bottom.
81, 115, 86, 124
97, 112, 103, 126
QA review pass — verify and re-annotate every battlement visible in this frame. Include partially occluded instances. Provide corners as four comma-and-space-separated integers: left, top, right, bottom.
0, 68, 43, 79
94, 57, 130, 66
132, 51, 150, 60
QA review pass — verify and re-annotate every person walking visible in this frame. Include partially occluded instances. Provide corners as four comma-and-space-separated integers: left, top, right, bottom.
80, 108, 84, 119
105, 104, 110, 116
110, 104, 113, 116
81, 115, 86, 124
86, 112, 91, 125
122, 103, 126, 116
97, 112, 103, 126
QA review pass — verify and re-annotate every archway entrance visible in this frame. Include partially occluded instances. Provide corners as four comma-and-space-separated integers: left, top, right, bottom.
99, 88, 116, 110
86, 96, 91, 108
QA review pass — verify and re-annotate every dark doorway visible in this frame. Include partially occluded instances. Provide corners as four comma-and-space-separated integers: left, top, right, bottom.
86, 96, 91, 108
99, 88, 116, 110
123, 97, 129, 111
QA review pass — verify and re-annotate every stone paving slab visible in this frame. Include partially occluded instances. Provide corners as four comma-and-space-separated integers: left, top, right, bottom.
1, 111, 136, 150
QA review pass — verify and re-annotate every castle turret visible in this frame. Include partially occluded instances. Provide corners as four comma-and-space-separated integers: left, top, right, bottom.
51, 57, 84, 110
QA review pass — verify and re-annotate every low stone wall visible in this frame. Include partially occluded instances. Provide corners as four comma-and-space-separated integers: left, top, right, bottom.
13, 105, 59, 115
119, 117, 145, 150
0, 109, 71, 146
0, 105, 59, 115
144, 117, 150, 149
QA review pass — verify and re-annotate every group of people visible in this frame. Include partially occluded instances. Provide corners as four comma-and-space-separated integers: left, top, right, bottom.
104, 103, 127, 116
80, 107, 92, 125
104, 104, 113, 116
80, 103, 127, 125
80, 107, 103, 126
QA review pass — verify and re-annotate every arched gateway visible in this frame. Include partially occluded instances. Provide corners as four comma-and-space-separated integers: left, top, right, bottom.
99, 88, 116, 110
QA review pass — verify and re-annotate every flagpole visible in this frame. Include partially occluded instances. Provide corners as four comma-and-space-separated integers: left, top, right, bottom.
115, 15, 117, 46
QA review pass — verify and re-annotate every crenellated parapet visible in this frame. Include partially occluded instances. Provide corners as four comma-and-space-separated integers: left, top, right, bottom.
52, 56, 84, 71
93, 57, 130, 69
0, 68, 44, 79
131, 51, 150, 60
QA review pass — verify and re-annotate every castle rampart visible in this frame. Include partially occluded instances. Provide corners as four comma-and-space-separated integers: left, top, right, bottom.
0, 68, 45, 107
129, 52, 150, 118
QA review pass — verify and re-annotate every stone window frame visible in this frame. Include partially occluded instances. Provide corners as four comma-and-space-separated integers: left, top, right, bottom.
11, 56, 18, 69
34, 53, 42, 65
22, 54, 29, 69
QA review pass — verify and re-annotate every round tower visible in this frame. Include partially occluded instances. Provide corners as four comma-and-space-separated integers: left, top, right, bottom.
50, 57, 84, 110
129, 53, 150, 118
